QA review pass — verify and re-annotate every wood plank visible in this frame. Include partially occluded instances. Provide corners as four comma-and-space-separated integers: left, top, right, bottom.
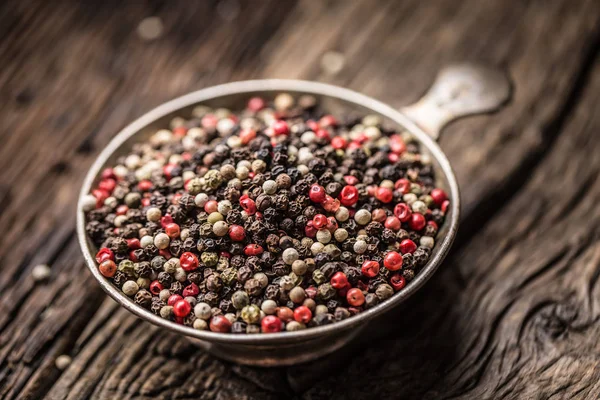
0, 0, 599, 398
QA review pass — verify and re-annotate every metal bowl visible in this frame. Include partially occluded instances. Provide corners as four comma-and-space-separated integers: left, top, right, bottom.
77, 64, 510, 366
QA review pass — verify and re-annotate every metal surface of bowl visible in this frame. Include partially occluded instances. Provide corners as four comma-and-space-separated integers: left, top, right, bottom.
77, 65, 510, 366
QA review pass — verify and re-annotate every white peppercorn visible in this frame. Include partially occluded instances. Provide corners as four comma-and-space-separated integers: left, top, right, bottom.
194, 302, 212, 320
195, 193, 209, 207
289, 287, 306, 304
146, 207, 162, 222
193, 319, 208, 330
354, 209, 371, 225
213, 221, 229, 236
159, 289, 171, 302
315, 304, 329, 315
262, 180, 278, 194
286, 321, 306, 331
154, 233, 170, 249
292, 260, 308, 275
333, 228, 348, 242
140, 235, 154, 248
282, 248, 299, 265
420, 236, 435, 248
353, 240, 368, 254
81, 195, 97, 212
32, 264, 51, 282
122, 280, 139, 296
261, 299, 277, 315
316, 229, 331, 244
311, 242, 325, 255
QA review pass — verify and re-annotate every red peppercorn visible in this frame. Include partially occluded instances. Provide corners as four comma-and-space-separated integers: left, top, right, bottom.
168, 294, 183, 306
160, 215, 174, 228
361, 260, 380, 278
272, 120, 289, 136
376, 187, 393, 203
173, 126, 187, 137
126, 238, 141, 249
371, 208, 387, 222
384, 251, 403, 271
326, 217, 338, 233
339, 185, 358, 206
367, 185, 377, 197
395, 178, 411, 194
294, 306, 312, 324
220, 251, 231, 258
343, 175, 359, 186
427, 220, 438, 234
180, 252, 199, 272
239, 128, 257, 144
163, 163, 176, 179
346, 288, 365, 307
183, 283, 199, 297
384, 216, 401, 231
394, 203, 412, 222
116, 204, 128, 216
159, 249, 172, 259
399, 239, 417, 254
305, 286, 317, 299
244, 244, 264, 256
388, 153, 399, 163
331, 136, 347, 149
430, 188, 448, 206
141, 198, 150, 207
409, 213, 426, 231
173, 299, 191, 318
92, 189, 109, 207
330, 272, 349, 289
277, 307, 294, 322
307, 120, 319, 131
322, 195, 340, 212
247, 97, 265, 112
390, 134, 407, 154
319, 114, 337, 127
304, 221, 317, 238
98, 178, 116, 193
239, 195, 257, 215
201, 114, 218, 129
315, 128, 330, 140
95, 247, 114, 263
313, 214, 328, 229
309, 184, 326, 203
210, 315, 232, 332
129, 250, 139, 262
101, 168, 116, 180
261, 315, 283, 333
204, 200, 218, 214
228, 225, 246, 241
99, 260, 117, 278
441, 200, 450, 214
390, 274, 406, 291
137, 180, 153, 192
149, 280, 163, 295
165, 223, 180, 239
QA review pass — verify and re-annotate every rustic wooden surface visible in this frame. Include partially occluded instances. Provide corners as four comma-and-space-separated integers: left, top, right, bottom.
2, 0, 600, 398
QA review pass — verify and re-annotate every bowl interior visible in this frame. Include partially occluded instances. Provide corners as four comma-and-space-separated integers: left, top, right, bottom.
78, 80, 460, 345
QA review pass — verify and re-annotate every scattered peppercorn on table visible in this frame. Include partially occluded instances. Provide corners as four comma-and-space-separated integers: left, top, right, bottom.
3, 0, 600, 399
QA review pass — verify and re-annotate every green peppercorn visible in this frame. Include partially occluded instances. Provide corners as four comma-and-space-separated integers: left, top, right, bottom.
118, 260, 136, 276
312, 269, 326, 285
317, 283, 336, 300
221, 267, 238, 285
241, 304, 261, 324
201, 252, 218, 267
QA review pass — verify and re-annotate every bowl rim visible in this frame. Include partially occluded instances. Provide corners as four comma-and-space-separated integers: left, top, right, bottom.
77, 79, 460, 344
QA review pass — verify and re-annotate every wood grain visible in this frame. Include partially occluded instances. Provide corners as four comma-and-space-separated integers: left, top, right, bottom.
1, 0, 600, 399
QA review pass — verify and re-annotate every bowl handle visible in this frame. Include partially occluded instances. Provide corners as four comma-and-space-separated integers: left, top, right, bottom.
401, 64, 511, 140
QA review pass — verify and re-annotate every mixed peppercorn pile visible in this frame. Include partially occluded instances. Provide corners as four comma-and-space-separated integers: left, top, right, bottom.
83, 93, 449, 334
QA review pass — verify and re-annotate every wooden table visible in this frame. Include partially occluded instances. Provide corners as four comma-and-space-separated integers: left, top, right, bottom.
2, 0, 600, 398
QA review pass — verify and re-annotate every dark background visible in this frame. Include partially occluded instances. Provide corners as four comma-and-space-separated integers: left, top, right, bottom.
2, 0, 600, 399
